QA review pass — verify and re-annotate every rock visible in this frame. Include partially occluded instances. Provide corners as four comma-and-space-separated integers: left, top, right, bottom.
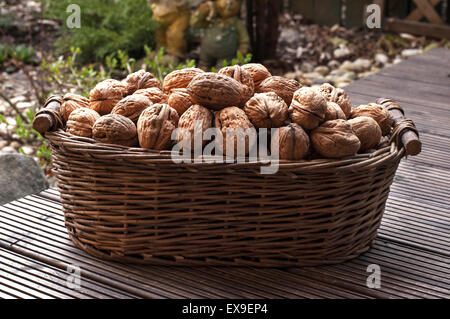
375, 53, 389, 65
296, 47, 304, 59
334, 45, 350, 59
335, 82, 350, 88
352, 58, 372, 71
401, 49, 421, 58
0, 153, 49, 205
301, 62, 314, 73
303, 72, 323, 80
1, 146, 16, 153
327, 60, 340, 69
16, 101, 34, 110
10, 141, 21, 150
21, 145, 34, 155
339, 60, 355, 71
0, 140, 8, 149
393, 57, 402, 64
335, 72, 356, 83
314, 66, 329, 76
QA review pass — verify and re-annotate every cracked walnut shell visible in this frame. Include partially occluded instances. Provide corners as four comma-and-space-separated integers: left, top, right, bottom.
66, 107, 100, 138
351, 103, 393, 136
61, 93, 89, 122
289, 87, 327, 130
177, 104, 214, 151
244, 92, 288, 128
271, 123, 310, 160
89, 79, 127, 115
168, 88, 193, 116
137, 104, 179, 150
311, 119, 361, 158
241, 63, 272, 87
256, 76, 301, 105
111, 94, 152, 123
319, 83, 352, 118
133, 87, 168, 104
218, 65, 255, 106
187, 73, 244, 111
163, 68, 204, 94
122, 70, 162, 95
348, 116, 382, 152
215, 106, 256, 157
92, 114, 138, 147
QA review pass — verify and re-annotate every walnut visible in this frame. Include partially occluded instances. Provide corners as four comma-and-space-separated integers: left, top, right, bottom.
177, 104, 214, 151
218, 65, 255, 106
61, 93, 89, 122
111, 94, 152, 123
163, 68, 204, 94
241, 63, 272, 87
168, 88, 193, 116
256, 76, 301, 105
215, 106, 256, 157
289, 87, 327, 130
66, 107, 100, 137
348, 116, 382, 152
271, 123, 310, 160
324, 101, 346, 121
318, 83, 352, 118
133, 87, 168, 104
187, 73, 244, 111
244, 92, 288, 128
351, 103, 393, 136
122, 70, 161, 95
92, 114, 138, 146
137, 104, 179, 150
89, 79, 126, 115
311, 119, 361, 158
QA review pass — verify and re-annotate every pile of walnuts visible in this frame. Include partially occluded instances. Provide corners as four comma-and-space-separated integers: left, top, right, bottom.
61, 64, 393, 160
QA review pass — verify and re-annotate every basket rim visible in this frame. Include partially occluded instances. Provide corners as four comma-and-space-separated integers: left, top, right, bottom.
46, 128, 405, 172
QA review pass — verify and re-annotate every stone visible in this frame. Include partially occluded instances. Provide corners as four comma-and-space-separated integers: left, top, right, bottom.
1, 146, 16, 153
327, 60, 340, 69
0, 140, 9, 149
314, 66, 330, 76
0, 153, 49, 205
339, 60, 355, 71
21, 146, 34, 155
375, 53, 389, 65
10, 141, 20, 149
301, 62, 314, 73
401, 49, 421, 58
334, 46, 350, 59
352, 58, 372, 71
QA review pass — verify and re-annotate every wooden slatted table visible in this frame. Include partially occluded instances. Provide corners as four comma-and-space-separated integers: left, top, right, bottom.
1, 48, 449, 299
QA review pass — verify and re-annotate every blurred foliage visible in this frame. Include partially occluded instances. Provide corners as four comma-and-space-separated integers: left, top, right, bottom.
143, 46, 196, 81
0, 44, 37, 67
39, 0, 159, 64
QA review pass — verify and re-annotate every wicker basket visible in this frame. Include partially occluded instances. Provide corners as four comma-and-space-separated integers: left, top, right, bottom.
34, 96, 420, 267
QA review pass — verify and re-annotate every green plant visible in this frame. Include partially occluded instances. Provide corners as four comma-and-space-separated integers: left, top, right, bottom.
143, 46, 196, 81
40, 0, 159, 64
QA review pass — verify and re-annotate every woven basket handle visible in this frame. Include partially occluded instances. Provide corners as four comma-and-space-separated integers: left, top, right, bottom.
32, 95, 64, 136
376, 98, 421, 156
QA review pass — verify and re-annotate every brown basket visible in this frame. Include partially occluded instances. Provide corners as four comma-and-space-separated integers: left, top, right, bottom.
34, 96, 421, 267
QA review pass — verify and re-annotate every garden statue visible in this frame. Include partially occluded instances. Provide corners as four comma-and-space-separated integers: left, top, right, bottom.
191, 0, 250, 69
149, 0, 190, 60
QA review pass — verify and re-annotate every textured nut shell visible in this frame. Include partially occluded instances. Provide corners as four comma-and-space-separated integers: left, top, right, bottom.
177, 104, 213, 150
163, 68, 204, 94
89, 79, 126, 115
272, 123, 310, 160
244, 92, 288, 128
319, 83, 352, 118
351, 103, 393, 136
111, 94, 152, 122
348, 116, 382, 152
241, 63, 272, 87
137, 104, 179, 150
61, 93, 89, 122
66, 107, 100, 137
311, 119, 361, 158
324, 101, 346, 121
92, 114, 138, 146
168, 88, 193, 116
218, 65, 255, 106
187, 73, 244, 111
122, 70, 161, 95
215, 106, 255, 156
133, 87, 168, 104
289, 87, 327, 130
256, 76, 301, 105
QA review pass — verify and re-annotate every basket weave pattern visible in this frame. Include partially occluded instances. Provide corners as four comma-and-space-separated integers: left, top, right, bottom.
47, 129, 404, 267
